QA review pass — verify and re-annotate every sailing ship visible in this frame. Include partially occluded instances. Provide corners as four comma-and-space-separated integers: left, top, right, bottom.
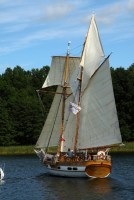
34, 15, 122, 178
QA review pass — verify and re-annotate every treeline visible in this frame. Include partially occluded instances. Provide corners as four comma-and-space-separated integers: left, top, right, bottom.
111, 64, 134, 142
0, 66, 52, 146
0, 64, 134, 146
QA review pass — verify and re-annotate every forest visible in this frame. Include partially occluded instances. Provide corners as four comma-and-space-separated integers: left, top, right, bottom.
0, 64, 134, 146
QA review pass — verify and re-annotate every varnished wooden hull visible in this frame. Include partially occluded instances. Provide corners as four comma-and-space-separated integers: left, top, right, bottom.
85, 161, 111, 178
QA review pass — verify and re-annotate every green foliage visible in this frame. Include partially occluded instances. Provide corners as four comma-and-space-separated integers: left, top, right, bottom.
0, 65, 51, 146
0, 63, 133, 146
111, 63, 134, 141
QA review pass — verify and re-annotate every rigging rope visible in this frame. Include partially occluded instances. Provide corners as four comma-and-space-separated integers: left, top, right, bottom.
37, 90, 46, 117
45, 89, 63, 153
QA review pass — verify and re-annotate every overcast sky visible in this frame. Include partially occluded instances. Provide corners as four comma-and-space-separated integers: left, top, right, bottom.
0, 0, 134, 74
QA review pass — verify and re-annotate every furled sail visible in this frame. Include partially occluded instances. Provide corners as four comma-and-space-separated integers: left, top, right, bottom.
77, 58, 122, 149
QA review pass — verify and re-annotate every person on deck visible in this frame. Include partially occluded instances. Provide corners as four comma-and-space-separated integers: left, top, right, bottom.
67, 148, 73, 158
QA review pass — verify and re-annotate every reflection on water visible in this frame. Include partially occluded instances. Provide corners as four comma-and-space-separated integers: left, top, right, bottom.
0, 180, 5, 185
88, 178, 112, 194
37, 174, 113, 200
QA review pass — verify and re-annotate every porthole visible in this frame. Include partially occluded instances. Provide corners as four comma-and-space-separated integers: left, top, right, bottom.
67, 167, 72, 170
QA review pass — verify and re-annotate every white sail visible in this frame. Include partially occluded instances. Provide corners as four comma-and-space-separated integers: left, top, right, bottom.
77, 58, 122, 149
35, 87, 75, 149
0, 168, 4, 180
35, 86, 62, 148
60, 90, 77, 152
62, 59, 122, 151
68, 15, 122, 149
35, 56, 80, 149
80, 15, 104, 92
69, 65, 81, 103
42, 56, 80, 88
62, 111, 76, 152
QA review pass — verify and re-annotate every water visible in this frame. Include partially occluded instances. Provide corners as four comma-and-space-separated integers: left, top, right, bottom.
0, 153, 133, 200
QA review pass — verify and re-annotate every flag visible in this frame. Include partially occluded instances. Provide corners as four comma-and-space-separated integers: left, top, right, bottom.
69, 102, 81, 115
61, 137, 65, 142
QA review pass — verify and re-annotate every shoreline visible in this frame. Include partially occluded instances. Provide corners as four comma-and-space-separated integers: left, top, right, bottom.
0, 142, 133, 156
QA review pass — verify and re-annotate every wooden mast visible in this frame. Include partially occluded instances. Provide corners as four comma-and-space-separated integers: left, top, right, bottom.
57, 42, 71, 155
73, 36, 87, 152
73, 66, 83, 152
73, 15, 104, 152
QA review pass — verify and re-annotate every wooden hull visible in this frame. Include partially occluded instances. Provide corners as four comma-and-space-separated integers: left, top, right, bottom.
85, 161, 111, 178
43, 158, 111, 178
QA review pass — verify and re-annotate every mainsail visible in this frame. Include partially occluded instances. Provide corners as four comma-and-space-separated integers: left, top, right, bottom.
78, 58, 122, 149
62, 58, 122, 151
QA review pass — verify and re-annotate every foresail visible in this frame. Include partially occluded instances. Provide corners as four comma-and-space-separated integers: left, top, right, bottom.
77, 58, 122, 149
36, 56, 81, 149
42, 56, 80, 88
35, 86, 62, 149
35, 87, 77, 150
80, 15, 104, 92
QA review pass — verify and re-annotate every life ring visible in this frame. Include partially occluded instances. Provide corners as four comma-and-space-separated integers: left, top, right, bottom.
97, 151, 105, 160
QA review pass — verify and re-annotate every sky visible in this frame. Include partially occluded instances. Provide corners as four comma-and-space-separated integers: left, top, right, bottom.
0, 0, 134, 74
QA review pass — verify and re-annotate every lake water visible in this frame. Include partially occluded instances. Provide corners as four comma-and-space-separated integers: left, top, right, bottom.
0, 153, 133, 200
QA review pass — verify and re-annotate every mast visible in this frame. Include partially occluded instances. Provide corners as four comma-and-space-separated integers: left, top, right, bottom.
73, 66, 83, 152
57, 41, 71, 155
73, 15, 103, 151
73, 37, 86, 152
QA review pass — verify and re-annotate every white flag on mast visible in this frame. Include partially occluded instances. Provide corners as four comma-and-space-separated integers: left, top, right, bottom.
69, 102, 81, 115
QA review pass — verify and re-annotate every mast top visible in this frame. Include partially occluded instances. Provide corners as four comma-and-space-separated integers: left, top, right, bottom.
67, 41, 71, 56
